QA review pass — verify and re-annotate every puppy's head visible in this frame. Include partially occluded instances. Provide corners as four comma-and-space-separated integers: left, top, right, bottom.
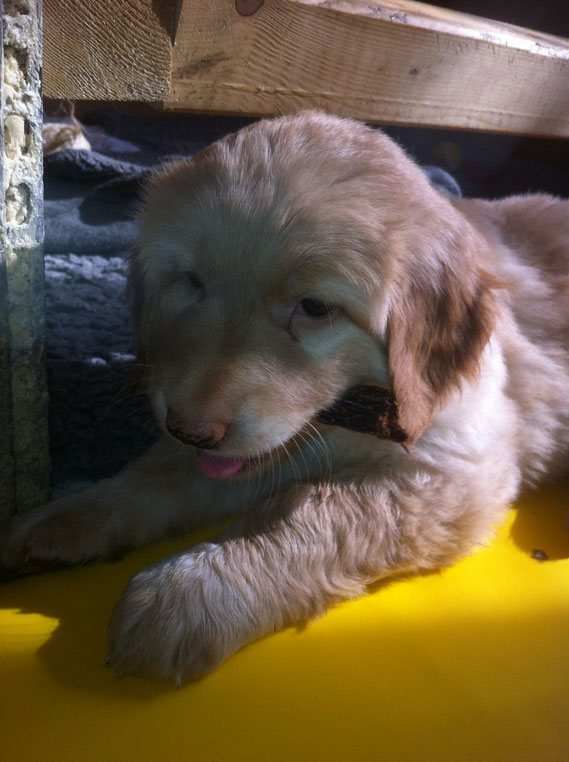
129, 112, 497, 477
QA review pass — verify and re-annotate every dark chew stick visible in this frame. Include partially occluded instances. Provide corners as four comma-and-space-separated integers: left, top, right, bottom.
315, 384, 409, 445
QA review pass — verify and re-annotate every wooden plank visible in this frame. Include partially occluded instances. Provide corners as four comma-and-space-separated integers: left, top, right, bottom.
43, 0, 176, 101
166, 0, 569, 137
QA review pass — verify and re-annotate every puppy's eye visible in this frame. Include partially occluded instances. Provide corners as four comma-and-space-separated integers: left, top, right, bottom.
287, 298, 337, 340
165, 269, 205, 315
185, 271, 205, 294
180, 270, 205, 302
298, 298, 335, 319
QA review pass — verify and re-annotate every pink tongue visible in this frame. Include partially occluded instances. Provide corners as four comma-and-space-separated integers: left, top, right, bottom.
197, 452, 247, 479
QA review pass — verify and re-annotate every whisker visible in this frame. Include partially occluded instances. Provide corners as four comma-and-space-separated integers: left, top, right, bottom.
268, 448, 278, 504
305, 421, 333, 480
291, 433, 312, 484
275, 451, 283, 500
250, 450, 265, 504
100, 392, 153, 428
102, 407, 158, 431
130, 424, 160, 456
282, 444, 303, 494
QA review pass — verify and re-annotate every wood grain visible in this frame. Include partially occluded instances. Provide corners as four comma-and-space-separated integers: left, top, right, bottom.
166, 0, 569, 137
43, 0, 176, 101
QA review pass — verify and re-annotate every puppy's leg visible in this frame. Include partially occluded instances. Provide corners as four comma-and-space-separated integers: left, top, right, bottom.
108, 466, 506, 683
0, 438, 252, 575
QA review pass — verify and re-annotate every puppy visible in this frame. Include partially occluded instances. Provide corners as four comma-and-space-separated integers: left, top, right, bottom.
2, 112, 568, 683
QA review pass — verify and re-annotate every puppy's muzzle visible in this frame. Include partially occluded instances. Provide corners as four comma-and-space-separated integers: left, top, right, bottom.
166, 408, 229, 449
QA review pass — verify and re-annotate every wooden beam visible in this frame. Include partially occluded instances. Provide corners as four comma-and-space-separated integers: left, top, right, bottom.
42, 0, 569, 135
166, 0, 569, 137
43, 0, 176, 101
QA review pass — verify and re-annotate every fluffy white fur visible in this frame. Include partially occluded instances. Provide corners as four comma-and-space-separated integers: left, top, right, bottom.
2, 112, 568, 683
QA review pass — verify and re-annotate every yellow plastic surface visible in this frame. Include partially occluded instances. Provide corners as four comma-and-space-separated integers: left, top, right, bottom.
1, 480, 568, 762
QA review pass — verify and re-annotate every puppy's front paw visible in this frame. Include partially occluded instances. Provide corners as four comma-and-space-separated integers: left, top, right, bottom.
108, 544, 255, 684
0, 490, 120, 575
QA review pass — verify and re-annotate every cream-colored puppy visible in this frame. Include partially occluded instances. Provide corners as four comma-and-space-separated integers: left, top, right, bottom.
2, 112, 568, 683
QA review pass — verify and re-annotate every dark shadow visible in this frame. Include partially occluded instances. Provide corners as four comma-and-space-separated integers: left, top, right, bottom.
509, 478, 569, 561
0, 529, 216, 698
152, 0, 180, 43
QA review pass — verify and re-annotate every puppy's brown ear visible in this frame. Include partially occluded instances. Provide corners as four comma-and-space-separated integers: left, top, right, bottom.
387, 234, 499, 443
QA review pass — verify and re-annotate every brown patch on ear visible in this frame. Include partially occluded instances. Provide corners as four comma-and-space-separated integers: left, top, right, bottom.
388, 258, 499, 443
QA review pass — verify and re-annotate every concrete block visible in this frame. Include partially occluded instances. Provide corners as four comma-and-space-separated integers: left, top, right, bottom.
1, 0, 50, 516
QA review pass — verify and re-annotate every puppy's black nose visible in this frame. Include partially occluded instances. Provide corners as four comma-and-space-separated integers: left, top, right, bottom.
166, 408, 229, 449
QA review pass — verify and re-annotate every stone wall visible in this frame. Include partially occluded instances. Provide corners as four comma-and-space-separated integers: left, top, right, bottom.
0, 0, 50, 517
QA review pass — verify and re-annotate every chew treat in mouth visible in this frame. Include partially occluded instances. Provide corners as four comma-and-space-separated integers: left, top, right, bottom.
196, 385, 408, 480
315, 384, 409, 444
